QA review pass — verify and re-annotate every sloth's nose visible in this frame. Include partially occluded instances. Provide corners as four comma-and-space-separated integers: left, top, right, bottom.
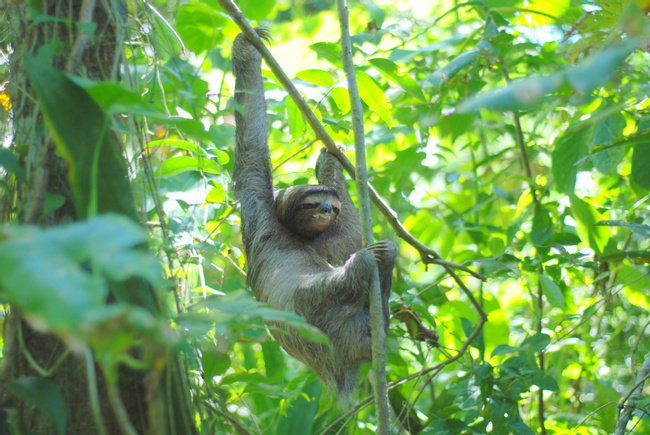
320, 203, 332, 213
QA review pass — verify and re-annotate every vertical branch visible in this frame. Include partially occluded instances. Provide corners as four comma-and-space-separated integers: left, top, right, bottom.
502, 64, 546, 434
335, 1, 390, 433
614, 351, 650, 434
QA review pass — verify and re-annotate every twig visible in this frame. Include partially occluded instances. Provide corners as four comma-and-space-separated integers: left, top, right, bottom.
106, 379, 139, 435
66, 0, 97, 74
85, 348, 109, 435
614, 350, 650, 434
335, 0, 390, 432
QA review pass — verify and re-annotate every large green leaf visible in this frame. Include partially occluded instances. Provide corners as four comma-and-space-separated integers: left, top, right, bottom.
0, 215, 165, 335
539, 275, 565, 310
295, 69, 334, 87
6, 377, 67, 435
276, 380, 321, 435
308, 42, 343, 69
175, 3, 229, 54
570, 195, 609, 255
26, 57, 137, 219
551, 126, 591, 195
356, 70, 391, 126
157, 156, 222, 177
531, 203, 555, 246
591, 112, 626, 174
565, 39, 637, 94
631, 142, 650, 190
369, 58, 426, 102
458, 41, 636, 113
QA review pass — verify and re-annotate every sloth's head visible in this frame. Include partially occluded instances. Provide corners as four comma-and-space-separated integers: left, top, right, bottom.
275, 185, 341, 239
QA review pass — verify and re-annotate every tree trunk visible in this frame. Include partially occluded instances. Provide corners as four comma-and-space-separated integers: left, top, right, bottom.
1, 2, 196, 434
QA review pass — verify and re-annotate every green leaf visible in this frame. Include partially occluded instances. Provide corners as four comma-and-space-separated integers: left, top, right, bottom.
261, 340, 285, 379
201, 349, 231, 378
276, 380, 321, 435
206, 184, 227, 203
0, 215, 162, 334
539, 275, 565, 310
356, 70, 391, 126
425, 49, 479, 89
457, 74, 562, 113
521, 333, 551, 353
6, 377, 67, 435
631, 142, 650, 190
308, 42, 343, 69
591, 112, 626, 174
570, 195, 609, 255
157, 156, 221, 177
0, 148, 26, 182
551, 127, 591, 195
295, 69, 334, 87
175, 3, 228, 54
70, 78, 162, 117
330, 87, 351, 114
26, 57, 137, 219
565, 39, 637, 94
595, 220, 650, 237
531, 204, 555, 246
286, 96, 307, 140
491, 344, 521, 356
369, 58, 426, 102
235, 0, 276, 21
147, 139, 207, 156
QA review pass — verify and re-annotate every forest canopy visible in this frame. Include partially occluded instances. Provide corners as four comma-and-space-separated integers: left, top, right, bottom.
0, 0, 649, 434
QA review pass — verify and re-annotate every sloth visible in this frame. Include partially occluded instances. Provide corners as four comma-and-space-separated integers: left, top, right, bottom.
231, 28, 397, 399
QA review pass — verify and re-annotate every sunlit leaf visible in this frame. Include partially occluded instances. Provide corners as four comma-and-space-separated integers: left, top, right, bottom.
0, 215, 162, 335
457, 74, 562, 113
539, 276, 565, 310
570, 195, 609, 255
295, 69, 334, 87
631, 142, 650, 190
147, 139, 207, 156
591, 112, 626, 174
206, 184, 227, 203
286, 96, 307, 140
70, 78, 162, 116
531, 204, 555, 246
551, 127, 591, 195
308, 42, 343, 69
425, 49, 479, 89
369, 58, 426, 102
176, 3, 229, 54
566, 39, 638, 94
330, 87, 351, 114
356, 70, 391, 126
157, 156, 221, 177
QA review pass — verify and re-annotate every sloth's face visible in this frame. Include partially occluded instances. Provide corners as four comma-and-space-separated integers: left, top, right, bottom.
275, 185, 342, 239
296, 192, 341, 236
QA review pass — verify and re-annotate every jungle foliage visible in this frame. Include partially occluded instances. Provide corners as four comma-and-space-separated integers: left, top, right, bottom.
1, 0, 650, 434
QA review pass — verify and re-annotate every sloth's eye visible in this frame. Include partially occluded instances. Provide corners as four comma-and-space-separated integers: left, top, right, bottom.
300, 203, 319, 210
332, 207, 340, 215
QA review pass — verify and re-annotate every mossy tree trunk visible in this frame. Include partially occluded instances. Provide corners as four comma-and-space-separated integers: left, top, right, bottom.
1, 2, 196, 434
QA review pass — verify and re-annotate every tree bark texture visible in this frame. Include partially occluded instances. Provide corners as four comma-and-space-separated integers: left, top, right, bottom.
1, 2, 194, 434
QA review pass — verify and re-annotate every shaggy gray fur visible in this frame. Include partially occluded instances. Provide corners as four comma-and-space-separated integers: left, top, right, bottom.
232, 28, 397, 401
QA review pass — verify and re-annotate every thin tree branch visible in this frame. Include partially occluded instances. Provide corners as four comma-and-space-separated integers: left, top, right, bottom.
335, 0, 390, 431
66, 0, 97, 74
615, 350, 650, 434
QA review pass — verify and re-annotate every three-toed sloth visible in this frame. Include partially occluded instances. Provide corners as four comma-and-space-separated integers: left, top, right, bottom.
232, 29, 396, 399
